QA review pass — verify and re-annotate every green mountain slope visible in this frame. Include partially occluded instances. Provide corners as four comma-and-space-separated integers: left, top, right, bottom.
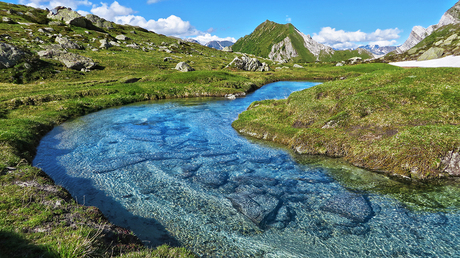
232, 20, 372, 63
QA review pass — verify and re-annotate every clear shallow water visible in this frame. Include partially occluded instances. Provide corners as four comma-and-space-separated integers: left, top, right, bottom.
34, 81, 460, 257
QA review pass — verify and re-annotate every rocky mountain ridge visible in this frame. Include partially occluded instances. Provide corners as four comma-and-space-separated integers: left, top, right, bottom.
394, 0, 460, 54
205, 40, 234, 50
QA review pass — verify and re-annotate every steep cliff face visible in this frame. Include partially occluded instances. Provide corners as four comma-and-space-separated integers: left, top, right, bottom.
295, 28, 334, 57
268, 36, 298, 61
395, 0, 460, 54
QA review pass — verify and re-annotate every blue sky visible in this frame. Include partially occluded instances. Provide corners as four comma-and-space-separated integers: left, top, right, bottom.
11, 0, 459, 48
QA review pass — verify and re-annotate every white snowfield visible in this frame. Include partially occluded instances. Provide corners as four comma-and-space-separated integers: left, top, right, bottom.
389, 55, 460, 68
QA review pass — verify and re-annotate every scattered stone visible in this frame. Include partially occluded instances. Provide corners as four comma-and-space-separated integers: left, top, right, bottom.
163, 57, 173, 62
348, 57, 362, 64
321, 192, 374, 223
55, 36, 83, 49
109, 41, 120, 47
225, 94, 236, 100
227, 55, 271, 72
126, 43, 140, 49
2, 17, 16, 24
175, 62, 195, 72
115, 34, 129, 41
417, 47, 444, 61
293, 64, 304, 68
0, 42, 27, 68
336, 62, 344, 67
99, 39, 111, 49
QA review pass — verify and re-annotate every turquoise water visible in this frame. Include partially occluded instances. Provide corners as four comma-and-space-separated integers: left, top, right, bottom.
34, 81, 460, 257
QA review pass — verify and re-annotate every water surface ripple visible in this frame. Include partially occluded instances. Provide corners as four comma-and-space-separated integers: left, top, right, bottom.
34, 81, 460, 257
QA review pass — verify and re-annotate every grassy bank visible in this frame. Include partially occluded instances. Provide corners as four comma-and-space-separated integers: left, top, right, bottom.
233, 66, 460, 181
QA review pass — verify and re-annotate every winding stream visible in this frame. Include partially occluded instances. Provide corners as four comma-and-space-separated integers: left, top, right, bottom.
34, 81, 460, 257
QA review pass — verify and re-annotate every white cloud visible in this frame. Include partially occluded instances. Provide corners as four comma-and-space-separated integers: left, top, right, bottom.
313, 27, 401, 49
188, 33, 236, 45
286, 15, 291, 23
147, 0, 162, 3
20, 0, 92, 10
114, 14, 200, 36
91, 1, 133, 21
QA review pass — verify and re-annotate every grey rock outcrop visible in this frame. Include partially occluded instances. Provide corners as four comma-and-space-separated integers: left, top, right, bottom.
55, 36, 83, 50
85, 14, 115, 30
0, 42, 27, 68
222, 46, 233, 52
38, 48, 96, 71
293, 64, 304, 68
417, 47, 445, 61
175, 62, 195, 72
47, 7, 88, 28
227, 55, 271, 71
99, 39, 111, 49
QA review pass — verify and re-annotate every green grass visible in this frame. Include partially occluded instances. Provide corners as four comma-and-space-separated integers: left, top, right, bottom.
233, 67, 460, 180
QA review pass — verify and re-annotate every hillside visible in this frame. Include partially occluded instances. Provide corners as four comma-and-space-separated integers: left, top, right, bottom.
232, 20, 372, 63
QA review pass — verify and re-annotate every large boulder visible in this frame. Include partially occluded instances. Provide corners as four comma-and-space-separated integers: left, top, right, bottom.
227, 55, 271, 72
38, 48, 96, 71
418, 47, 445, 61
85, 14, 115, 30
0, 42, 27, 68
47, 7, 88, 28
175, 62, 195, 72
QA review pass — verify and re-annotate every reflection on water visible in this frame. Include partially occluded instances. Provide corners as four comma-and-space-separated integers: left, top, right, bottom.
34, 81, 460, 257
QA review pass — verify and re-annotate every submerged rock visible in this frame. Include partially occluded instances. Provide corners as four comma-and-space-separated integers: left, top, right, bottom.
195, 170, 228, 188
227, 192, 281, 227
321, 192, 374, 223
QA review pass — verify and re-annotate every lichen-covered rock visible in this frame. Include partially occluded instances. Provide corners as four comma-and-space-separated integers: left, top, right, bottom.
0, 42, 26, 68
99, 39, 111, 49
175, 62, 195, 72
38, 48, 96, 71
85, 14, 115, 30
417, 47, 444, 61
222, 46, 232, 52
47, 7, 88, 28
55, 36, 83, 50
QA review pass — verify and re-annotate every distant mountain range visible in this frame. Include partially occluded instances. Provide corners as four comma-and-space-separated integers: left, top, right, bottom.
205, 40, 234, 50
231, 20, 372, 63
357, 45, 397, 57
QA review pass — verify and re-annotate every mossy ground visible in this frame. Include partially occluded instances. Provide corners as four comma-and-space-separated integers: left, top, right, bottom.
233, 66, 460, 181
